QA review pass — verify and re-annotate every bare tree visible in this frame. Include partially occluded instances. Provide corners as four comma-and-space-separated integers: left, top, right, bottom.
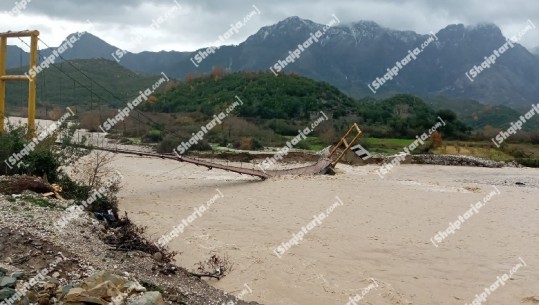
71, 150, 118, 191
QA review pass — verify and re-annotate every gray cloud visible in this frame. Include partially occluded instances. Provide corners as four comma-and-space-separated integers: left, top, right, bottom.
1, 0, 538, 53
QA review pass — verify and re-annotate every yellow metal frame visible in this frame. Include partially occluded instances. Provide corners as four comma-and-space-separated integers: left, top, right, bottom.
327, 123, 363, 167
0, 30, 39, 137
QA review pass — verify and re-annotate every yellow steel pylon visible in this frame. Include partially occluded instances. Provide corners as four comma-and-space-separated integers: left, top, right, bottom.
0, 30, 39, 137
327, 123, 363, 167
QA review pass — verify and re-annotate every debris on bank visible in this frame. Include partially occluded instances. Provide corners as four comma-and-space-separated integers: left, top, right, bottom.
0, 180, 260, 305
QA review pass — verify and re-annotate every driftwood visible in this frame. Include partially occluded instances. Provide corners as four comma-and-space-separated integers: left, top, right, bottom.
102, 213, 178, 263
0, 176, 55, 194
191, 254, 233, 280
0, 175, 65, 199
188, 272, 223, 280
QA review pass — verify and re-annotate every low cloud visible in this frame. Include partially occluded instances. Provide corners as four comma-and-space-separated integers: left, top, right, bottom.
1, 0, 537, 52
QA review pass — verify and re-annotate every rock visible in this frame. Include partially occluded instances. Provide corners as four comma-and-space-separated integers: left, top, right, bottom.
64, 288, 85, 302
129, 292, 165, 305
0, 268, 6, 277
86, 281, 121, 299
122, 282, 146, 293
75, 295, 108, 305
0, 277, 17, 289
410, 154, 505, 168
37, 295, 50, 305
37, 292, 49, 299
57, 284, 76, 300
152, 252, 163, 262
81, 271, 127, 291
45, 276, 60, 286
9, 272, 24, 280
43, 281, 58, 292
0, 288, 16, 300
99, 225, 107, 233
16, 296, 29, 305
62, 273, 130, 305
52, 272, 60, 278
27, 291, 38, 303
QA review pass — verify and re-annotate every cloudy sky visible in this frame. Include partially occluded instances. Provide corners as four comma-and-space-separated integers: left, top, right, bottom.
1, 0, 538, 53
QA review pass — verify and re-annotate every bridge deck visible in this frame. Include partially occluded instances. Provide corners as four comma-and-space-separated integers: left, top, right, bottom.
85, 146, 332, 180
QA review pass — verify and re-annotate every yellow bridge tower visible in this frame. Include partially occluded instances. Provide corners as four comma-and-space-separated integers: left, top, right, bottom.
0, 30, 39, 137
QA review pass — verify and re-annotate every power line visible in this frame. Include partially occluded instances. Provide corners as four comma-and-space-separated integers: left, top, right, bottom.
38, 39, 159, 105
16, 37, 161, 129
38, 37, 160, 127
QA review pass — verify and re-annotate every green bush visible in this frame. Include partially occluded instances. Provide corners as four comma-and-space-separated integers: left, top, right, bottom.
251, 138, 264, 150
516, 158, 539, 168
157, 135, 178, 153
56, 174, 119, 216
157, 134, 212, 154
0, 125, 27, 175
295, 140, 310, 150
0, 123, 119, 216
142, 129, 162, 143
0, 125, 62, 181
23, 150, 61, 182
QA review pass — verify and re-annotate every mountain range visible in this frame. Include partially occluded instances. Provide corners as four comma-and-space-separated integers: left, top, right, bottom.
6, 17, 539, 112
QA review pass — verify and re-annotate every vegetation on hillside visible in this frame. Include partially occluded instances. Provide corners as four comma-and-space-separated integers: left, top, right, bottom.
426, 96, 539, 132
355, 95, 470, 139
143, 70, 357, 119
131, 71, 469, 151
4, 60, 537, 165
5, 59, 165, 110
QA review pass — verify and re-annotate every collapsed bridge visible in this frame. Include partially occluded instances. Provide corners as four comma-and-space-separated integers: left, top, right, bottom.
82, 123, 363, 180
0, 30, 364, 179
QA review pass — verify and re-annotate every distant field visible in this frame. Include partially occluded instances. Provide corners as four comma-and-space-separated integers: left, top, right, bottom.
435, 141, 539, 161
361, 137, 539, 167
362, 137, 415, 154
433, 144, 513, 161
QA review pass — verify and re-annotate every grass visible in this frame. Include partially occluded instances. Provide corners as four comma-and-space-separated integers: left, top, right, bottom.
432, 140, 514, 161
435, 140, 539, 162
128, 137, 143, 144
22, 195, 56, 209
504, 143, 539, 158
361, 137, 539, 167
433, 145, 513, 161
362, 137, 416, 154
365, 138, 416, 146
303, 137, 327, 151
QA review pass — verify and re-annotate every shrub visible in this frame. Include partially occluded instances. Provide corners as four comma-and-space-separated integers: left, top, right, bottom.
142, 129, 162, 143
23, 149, 61, 182
0, 125, 27, 175
0, 123, 120, 216
157, 134, 212, 154
516, 158, 539, 168
302, 139, 314, 150
157, 134, 178, 153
